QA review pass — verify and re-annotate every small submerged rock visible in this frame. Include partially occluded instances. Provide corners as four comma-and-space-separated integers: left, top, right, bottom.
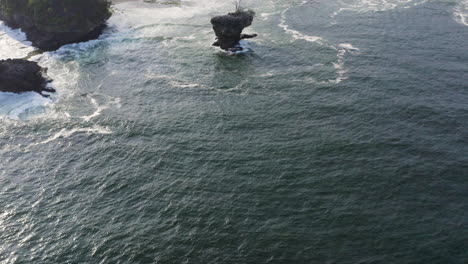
0, 59, 55, 97
211, 8, 258, 52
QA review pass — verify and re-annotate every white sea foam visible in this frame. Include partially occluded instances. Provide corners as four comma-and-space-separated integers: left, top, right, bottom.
0, 92, 52, 120
0, 22, 35, 59
330, 0, 428, 23
0, 49, 115, 121
279, 2, 360, 84
31, 126, 112, 146
111, 0, 225, 29
279, 7, 324, 44
338, 43, 360, 52
102, 0, 231, 58
0, 24, 84, 120
325, 43, 362, 84
454, 0, 468, 26
54, 38, 105, 55
328, 48, 348, 84
219, 40, 252, 55
82, 97, 107, 122
34, 52, 81, 100
81, 95, 121, 122
343, 0, 427, 12
260, 12, 280, 21
170, 81, 200, 88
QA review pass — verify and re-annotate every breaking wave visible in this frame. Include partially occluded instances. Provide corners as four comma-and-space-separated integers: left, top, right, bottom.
0, 22, 35, 59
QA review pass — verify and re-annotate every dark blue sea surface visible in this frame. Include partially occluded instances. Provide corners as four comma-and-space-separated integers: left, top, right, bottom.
1, 0, 467, 263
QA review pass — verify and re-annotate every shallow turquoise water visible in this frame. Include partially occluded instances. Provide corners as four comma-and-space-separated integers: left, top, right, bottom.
1, 0, 467, 263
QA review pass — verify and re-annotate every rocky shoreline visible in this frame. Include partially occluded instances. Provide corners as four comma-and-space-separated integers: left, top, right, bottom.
0, 59, 55, 97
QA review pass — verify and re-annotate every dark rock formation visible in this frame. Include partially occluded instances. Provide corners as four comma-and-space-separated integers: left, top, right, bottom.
211, 9, 257, 51
0, 0, 111, 50
0, 59, 55, 97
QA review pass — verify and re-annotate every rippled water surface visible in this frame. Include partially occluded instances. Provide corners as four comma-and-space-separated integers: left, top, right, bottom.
1, 0, 467, 263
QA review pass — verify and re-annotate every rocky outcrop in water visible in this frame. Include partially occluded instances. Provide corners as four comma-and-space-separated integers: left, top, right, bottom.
0, 0, 111, 50
211, 9, 257, 51
0, 59, 55, 97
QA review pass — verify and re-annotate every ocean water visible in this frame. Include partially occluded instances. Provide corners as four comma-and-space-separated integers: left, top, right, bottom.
1, 0, 467, 263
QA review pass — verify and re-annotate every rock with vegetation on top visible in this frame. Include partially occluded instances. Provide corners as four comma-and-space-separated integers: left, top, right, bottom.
0, 0, 111, 50
0, 59, 55, 97
211, 8, 257, 51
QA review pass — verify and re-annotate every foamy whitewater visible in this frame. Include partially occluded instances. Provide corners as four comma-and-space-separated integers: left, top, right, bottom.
0, 22, 35, 59
1, 0, 467, 263
454, 0, 468, 26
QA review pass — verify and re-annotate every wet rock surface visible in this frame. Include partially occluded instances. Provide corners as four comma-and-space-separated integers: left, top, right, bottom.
0, 59, 55, 97
0, 0, 111, 50
211, 9, 257, 51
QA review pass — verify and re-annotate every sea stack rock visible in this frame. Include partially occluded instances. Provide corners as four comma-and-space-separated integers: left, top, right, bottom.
211, 8, 257, 51
0, 59, 55, 97
0, 0, 111, 50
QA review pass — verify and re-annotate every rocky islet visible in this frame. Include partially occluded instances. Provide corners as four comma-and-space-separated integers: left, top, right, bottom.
211, 8, 257, 51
